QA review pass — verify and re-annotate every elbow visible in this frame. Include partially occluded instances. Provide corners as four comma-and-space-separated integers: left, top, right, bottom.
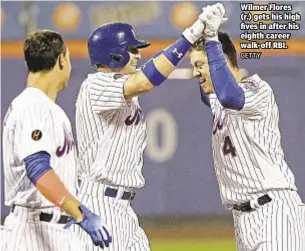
124, 72, 154, 100
218, 95, 232, 108
141, 81, 154, 93
218, 93, 230, 106
135, 69, 155, 93
218, 94, 245, 110
133, 79, 153, 95
218, 86, 245, 110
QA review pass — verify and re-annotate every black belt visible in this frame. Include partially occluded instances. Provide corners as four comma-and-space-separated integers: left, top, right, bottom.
105, 187, 136, 201
233, 194, 272, 212
11, 205, 71, 224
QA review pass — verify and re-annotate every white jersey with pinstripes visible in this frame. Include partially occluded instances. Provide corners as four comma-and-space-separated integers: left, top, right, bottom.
2, 87, 78, 209
75, 72, 147, 188
75, 72, 150, 251
208, 74, 297, 205
1, 87, 83, 251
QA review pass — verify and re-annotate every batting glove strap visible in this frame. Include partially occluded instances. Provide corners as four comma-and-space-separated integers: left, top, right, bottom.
182, 19, 205, 45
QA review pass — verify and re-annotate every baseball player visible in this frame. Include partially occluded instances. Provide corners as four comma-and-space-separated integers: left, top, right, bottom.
190, 4, 305, 251
1, 30, 111, 251
74, 9, 208, 251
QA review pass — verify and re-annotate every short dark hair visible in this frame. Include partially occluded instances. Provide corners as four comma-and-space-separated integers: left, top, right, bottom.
191, 31, 238, 68
24, 30, 66, 73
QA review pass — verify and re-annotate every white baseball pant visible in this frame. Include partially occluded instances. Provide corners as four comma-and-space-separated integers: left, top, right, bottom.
75, 180, 151, 251
1, 206, 85, 251
233, 190, 305, 251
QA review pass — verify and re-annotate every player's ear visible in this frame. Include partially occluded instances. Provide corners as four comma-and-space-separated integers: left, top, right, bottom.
58, 54, 65, 70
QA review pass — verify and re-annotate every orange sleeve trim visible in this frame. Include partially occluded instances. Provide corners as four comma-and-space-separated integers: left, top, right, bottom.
1, 38, 305, 58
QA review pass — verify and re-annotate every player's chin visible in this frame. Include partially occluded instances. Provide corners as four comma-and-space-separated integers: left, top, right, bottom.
202, 85, 212, 94
61, 81, 69, 90
129, 66, 138, 74
200, 84, 207, 92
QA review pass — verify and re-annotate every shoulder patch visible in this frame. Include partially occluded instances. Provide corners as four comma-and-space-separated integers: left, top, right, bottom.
31, 130, 42, 141
241, 79, 260, 93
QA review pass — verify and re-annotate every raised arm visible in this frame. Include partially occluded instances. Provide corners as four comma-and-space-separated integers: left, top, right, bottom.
123, 17, 207, 100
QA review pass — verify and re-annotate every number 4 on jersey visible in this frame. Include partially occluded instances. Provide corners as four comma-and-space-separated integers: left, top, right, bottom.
223, 136, 236, 157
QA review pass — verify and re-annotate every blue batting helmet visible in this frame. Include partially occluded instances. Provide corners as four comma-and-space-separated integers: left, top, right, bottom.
88, 22, 150, 69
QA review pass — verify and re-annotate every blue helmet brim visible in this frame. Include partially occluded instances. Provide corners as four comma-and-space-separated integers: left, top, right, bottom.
134, 40, 151, 49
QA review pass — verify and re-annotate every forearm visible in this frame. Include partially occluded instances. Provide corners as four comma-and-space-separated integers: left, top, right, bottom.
123, 19, 204, 100
24, 152, 83, 222
36, 170, 83, 222
122, 54, 171, 100
206, 41, 245, 110
124, 37, 191, 100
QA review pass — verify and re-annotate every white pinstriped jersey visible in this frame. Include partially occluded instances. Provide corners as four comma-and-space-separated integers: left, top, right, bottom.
2, 87, 78, 208
75, 72, 147, 188
208, 74, 297, 204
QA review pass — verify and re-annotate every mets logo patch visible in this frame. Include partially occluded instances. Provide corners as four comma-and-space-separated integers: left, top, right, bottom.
242, 80, 260, 93
31, 130, 42, 141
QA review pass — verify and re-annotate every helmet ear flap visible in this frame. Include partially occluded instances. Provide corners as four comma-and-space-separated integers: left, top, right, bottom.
108, 49, 130, 69
109, 53, 123, 63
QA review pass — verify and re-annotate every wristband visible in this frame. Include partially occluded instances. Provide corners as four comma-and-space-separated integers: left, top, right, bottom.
163, 37, 191, 66
141, 59, 166, 86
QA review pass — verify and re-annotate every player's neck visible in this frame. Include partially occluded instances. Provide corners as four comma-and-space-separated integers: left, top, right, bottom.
27, 72, 60, 102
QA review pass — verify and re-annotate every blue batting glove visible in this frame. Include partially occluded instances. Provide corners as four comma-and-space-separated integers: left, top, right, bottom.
64, 204, 112, 249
